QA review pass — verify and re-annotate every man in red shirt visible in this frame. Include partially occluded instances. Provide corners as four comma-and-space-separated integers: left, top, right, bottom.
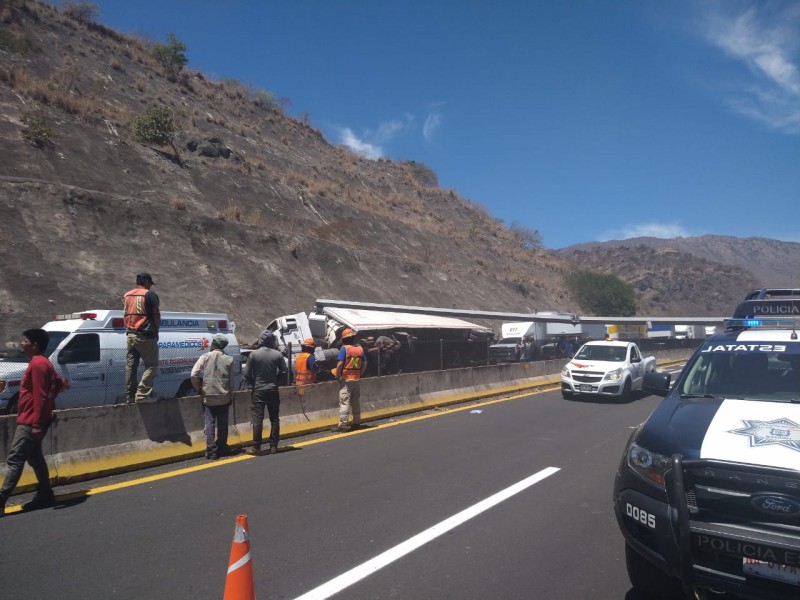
0, 328, 66, 516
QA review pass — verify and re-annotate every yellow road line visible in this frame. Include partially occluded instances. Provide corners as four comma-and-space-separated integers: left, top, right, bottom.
4, 385, 557, 515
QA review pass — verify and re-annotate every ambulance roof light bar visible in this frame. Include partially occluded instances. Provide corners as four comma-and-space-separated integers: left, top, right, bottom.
54, 312, 98, 321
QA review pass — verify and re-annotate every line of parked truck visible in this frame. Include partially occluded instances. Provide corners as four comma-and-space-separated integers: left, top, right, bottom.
0, 301, 708, 414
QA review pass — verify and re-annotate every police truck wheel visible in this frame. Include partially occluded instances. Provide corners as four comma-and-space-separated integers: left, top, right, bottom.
625, 544, 682, 598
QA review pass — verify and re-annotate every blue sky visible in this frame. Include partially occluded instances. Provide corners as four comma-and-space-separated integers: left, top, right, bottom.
79, 1, 798, 249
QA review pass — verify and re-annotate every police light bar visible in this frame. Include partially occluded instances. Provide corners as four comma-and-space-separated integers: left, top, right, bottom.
724, 317, 800, 330
732, 299, 800, 320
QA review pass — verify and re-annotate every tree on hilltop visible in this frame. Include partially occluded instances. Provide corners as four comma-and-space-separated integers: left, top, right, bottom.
151, 33, 187, 81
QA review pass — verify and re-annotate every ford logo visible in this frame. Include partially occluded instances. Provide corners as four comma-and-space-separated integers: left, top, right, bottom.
750, 494, 800, 517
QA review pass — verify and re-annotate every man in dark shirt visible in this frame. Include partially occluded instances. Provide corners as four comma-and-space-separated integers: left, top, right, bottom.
0, 329, 65, 516
243, 330, 287, 456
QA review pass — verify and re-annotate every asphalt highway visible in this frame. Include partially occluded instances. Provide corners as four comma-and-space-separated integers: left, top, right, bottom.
1, 370, 689, 600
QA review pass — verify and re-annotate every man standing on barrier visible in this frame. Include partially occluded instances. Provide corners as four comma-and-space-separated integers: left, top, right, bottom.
332, 328, 367, 432
243, 330, 287, 456
0, 329, 66, 516
191, 334, 234, 460
123, 272, 160, 403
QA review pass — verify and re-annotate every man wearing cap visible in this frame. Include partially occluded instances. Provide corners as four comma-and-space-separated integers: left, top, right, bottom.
243, 330, 287, 455
191, 334, 234, 460
332, 328, 367, 432
294, 338, 318, 385
123, 272, 161, 403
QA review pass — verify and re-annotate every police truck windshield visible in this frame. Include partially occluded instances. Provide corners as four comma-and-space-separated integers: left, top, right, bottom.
681, 344, 800, 402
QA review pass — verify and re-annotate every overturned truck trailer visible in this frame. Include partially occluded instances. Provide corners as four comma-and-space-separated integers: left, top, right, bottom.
254, 305, 494, 380
317, 306, 494, 374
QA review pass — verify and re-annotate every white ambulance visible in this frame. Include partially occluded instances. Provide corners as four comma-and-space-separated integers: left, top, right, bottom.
0, 310, 241, 413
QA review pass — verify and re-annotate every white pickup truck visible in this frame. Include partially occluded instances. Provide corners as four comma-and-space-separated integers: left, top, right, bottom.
560, 340, 656, 400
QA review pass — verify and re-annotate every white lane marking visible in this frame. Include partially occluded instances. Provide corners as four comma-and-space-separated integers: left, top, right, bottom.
293, 466, 561, 600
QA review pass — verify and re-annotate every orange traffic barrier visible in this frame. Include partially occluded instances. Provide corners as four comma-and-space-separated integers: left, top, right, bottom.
223, 514, 256, 600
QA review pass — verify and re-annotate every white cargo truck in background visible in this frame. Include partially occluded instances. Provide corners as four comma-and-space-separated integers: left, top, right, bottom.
0, 310, 240, 413
488, 313, 606, 364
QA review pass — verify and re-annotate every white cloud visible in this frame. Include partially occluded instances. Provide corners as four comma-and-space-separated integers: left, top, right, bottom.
598, 222, 691, 242
702, 3, 800, 133
337, 115, 415, 160
423, 111, 442, 143
338, 127, 383, 160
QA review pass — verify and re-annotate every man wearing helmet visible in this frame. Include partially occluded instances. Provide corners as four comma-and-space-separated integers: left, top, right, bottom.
243, 329, 287, 455
332, 328, 367, 432
294, 338, 318, 385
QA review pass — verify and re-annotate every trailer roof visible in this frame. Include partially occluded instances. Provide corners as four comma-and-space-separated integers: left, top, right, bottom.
322, 307, 491, 331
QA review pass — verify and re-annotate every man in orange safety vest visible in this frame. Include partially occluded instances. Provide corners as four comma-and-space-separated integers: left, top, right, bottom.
123, 272, 160, 403
332, 328, 367, 432
294, 338, 318, 385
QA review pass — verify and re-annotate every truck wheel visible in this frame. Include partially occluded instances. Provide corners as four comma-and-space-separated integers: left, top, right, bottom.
625, 544, 682, 598
621, 379, 632, 401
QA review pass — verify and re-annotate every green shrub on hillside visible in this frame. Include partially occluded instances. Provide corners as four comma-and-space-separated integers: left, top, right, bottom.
564, 269, 636, 316
21, 113, 54, 148
509, 220, 543, 251
251, 89, 279, 110
0, 30, 40, 54
151, 33, 187, 80
131, 105, 182, 165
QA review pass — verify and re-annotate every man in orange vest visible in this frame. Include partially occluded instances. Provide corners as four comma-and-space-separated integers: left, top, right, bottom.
123, 272, 160, 403
294, 338, 318, 385
332, 328, 367, 432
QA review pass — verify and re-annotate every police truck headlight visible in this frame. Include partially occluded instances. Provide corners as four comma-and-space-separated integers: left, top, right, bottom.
605, 368, 623, 381
561, 366, 570, 377
627, 442, 671, 487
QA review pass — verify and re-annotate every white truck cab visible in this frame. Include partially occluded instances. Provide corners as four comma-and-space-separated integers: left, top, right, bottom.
0, 310, 240, 412
560, 340, 656, 400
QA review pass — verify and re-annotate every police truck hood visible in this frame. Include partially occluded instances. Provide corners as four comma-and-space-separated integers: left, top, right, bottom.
637, 395, 800, 471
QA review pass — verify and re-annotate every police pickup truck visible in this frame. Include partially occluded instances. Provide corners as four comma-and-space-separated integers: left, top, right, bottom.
0, 310, 240, 412
614, 289, 800, 600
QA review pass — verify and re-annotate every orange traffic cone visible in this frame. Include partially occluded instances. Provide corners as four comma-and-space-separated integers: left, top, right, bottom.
223, 514, 256, 600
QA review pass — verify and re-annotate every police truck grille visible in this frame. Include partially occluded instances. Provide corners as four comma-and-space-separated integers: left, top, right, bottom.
681, 461, 800, 529
675, 458, 800, 591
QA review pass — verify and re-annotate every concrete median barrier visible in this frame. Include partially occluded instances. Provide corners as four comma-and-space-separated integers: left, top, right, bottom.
0, 350, 693, 493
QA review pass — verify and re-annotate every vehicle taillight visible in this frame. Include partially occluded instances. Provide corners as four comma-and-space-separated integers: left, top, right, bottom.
112, 318, 125, 329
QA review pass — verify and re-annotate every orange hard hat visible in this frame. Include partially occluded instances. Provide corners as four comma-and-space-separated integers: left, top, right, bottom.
302, 338, 316, 349
341, 328, 356, 339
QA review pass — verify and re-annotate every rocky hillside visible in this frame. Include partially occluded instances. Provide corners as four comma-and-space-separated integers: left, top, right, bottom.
563, 235, 800, 289
0, 1, 784, 347
558, 244, 761, 316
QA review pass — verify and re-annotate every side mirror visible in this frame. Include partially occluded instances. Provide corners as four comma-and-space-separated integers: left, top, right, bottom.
57, 350, 73, 364
643, 371, 671, 397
